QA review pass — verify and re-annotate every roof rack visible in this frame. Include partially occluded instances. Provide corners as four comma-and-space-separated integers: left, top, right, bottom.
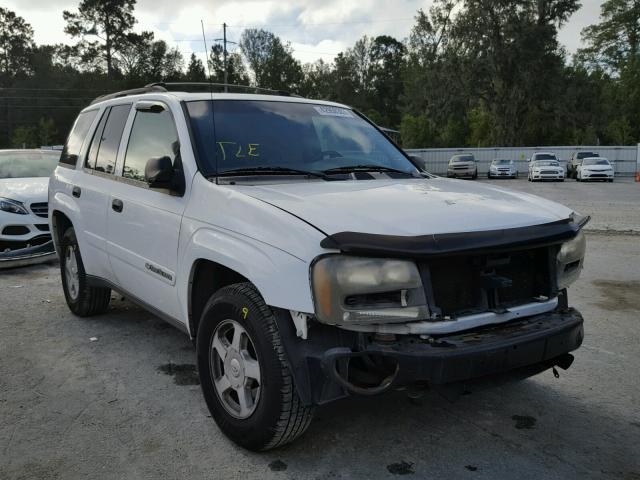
145, 82, 300, 97
89, 82, 301, 105
90, 85, 168, 105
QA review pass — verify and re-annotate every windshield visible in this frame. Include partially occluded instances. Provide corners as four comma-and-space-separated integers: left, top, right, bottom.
533, 160, 560, 167
493, 159, 512, 165
583, 158, 610, 166
577, 152, 598, 159
451, 155, 474, 163
185, 100, 418, 177
534, 154, 557, 160
0, 150, 60, 179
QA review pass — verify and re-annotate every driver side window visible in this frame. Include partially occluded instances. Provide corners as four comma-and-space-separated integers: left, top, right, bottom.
123, 107, 179, 183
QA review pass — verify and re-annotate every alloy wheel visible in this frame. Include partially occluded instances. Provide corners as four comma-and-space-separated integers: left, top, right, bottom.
210, 319, 262, 419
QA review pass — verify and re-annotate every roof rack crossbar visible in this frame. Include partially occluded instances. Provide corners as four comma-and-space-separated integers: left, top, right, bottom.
145, 82, 300, 97
90, 85, 168, 105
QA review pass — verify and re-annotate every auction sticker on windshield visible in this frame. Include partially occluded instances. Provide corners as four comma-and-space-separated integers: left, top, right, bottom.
313, 105, 354, 117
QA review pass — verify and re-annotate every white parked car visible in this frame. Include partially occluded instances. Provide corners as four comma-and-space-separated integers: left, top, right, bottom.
568, 151, 599, 179
0, 149, 59, 267
576, 157, 614, 182
488, 159, 518, 179
528, 155, 565, 182
49, 84, 588, 451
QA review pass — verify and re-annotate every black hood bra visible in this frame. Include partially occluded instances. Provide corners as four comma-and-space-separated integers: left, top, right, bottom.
320, 215, 590, 258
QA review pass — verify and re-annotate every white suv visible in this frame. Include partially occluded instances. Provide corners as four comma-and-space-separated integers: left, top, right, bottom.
49, 84, 588, 451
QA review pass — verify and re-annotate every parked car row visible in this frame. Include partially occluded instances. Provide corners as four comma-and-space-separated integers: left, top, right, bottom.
428, 151, 615, 183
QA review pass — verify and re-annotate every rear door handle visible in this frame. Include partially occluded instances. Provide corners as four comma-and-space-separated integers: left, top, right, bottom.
72, 186, 81, 198
112, 198, 123, 213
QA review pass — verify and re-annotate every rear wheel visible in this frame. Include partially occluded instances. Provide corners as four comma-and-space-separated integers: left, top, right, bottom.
196, 282, 313, 451
60, 227, 111, 317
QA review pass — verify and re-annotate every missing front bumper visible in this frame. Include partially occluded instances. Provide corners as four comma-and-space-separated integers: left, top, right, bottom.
274, 307, 583, 405
0, 240, 57, 269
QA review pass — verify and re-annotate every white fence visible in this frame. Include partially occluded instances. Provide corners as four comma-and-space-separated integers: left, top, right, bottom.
405, 146, 640, 177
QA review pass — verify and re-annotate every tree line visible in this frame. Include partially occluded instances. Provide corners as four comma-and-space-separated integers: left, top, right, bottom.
0, 0, 638, 149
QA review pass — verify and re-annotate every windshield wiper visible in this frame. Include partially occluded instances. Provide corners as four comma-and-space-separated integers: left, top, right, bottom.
216, 166, 329, 179
322, 165, 417, 176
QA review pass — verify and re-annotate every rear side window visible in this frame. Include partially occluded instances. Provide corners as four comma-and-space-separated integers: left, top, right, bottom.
60, 110, 99, 166
84, 104, 131, 174
122, 108, 179, 182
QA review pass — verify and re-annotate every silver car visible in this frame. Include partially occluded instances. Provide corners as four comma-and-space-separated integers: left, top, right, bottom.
488, 159, 518, 179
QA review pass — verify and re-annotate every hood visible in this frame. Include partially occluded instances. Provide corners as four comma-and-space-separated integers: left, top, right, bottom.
532, 165, 563, 170
449, 162, 475, 167
0, 177, 49, 203
231, 178, 574, 236
583, 165, 612, 171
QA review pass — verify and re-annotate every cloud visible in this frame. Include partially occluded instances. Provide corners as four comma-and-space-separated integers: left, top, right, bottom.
4, 0, 604, 65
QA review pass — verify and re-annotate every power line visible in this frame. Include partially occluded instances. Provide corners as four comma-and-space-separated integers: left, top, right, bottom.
0, 87, 109, 92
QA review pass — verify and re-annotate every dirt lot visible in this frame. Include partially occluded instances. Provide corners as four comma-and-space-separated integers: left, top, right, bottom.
1, 178, 639, 479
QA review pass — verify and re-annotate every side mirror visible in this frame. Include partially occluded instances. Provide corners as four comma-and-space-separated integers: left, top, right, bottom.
145, 156, 175, 189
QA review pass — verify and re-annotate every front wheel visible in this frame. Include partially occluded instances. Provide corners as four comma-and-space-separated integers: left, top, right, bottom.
60, 227, 111, 317
196, 283, 313, 451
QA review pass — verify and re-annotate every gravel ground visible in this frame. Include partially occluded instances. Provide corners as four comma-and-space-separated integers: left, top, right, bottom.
1, 179, 639, 480
480, 176, 640, 233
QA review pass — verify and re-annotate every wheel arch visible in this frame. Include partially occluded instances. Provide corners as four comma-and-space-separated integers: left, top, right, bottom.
51, 209, 74, 258
188, 259, 251, 339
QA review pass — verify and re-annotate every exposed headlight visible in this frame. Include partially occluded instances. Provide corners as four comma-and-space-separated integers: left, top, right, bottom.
556, 231, 586, 289
0, 197, 28, 215
311, 256, 428, 325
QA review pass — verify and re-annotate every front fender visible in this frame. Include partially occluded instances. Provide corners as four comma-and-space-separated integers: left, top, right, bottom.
50, 189, 82, 256
178, 223, 316, 326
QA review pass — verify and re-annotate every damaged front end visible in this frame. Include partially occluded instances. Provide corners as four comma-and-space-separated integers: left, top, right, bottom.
280, 215, 588, 405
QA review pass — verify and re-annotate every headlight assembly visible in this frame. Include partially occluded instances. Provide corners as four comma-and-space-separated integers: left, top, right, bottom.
0, 197, 28, 215
311, 256, 428, 325
556, 231, 586, 289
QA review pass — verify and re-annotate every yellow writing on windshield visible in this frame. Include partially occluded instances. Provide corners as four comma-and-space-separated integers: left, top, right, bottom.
217, 142, 260, 160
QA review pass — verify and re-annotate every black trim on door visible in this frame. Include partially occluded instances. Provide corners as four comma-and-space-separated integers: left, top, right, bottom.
86, 274, 189, 334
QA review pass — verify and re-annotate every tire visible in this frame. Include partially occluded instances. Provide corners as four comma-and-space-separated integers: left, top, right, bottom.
196, 282, 313, 451
60, 227, 111, 317
472, 170, 478, 179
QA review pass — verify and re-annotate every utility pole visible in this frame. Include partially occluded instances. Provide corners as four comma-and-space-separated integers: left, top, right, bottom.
223, 23, 228, 90
214, 23, 237, 92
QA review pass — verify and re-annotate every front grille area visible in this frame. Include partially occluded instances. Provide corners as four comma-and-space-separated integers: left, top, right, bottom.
0, 234, 51, 252
540, 170, 559, 175
587, 173, 607, 178
30, 202, 48, 218
422, 246, 556, 319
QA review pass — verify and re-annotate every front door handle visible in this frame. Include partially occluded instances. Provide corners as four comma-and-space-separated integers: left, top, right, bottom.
112, 198, 123, 213
72, 186, 81, 198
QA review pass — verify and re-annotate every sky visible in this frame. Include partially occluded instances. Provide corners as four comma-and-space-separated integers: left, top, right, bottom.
4, 0, 604, 66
